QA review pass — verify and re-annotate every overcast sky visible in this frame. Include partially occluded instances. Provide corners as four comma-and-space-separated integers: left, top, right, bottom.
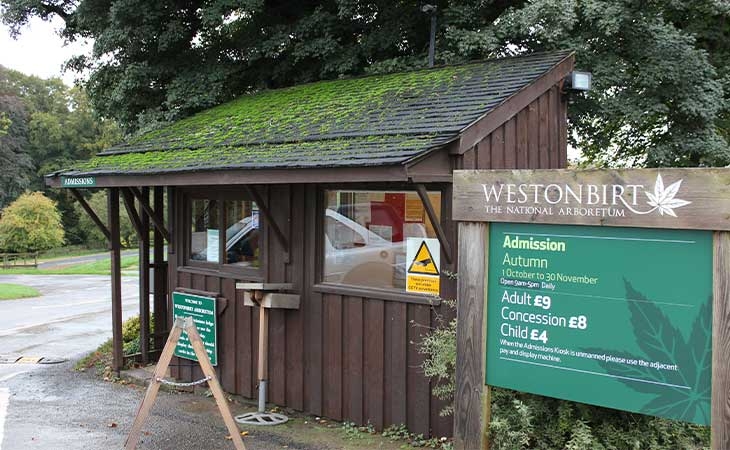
0, 16, 91, 85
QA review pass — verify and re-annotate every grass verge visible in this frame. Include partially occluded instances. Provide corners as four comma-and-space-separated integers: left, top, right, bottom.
0, 255, 138, 275
0, 283, 41, 299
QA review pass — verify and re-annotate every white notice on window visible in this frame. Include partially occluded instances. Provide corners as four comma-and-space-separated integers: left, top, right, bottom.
207, 229, 219, 263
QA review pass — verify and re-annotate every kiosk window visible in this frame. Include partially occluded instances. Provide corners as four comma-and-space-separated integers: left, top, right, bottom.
322, 190, 441, 291
189, 197, 261, 269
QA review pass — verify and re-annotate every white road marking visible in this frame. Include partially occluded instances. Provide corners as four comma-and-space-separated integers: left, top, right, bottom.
0, 372, 27, 383
31, 299, 107, 309
0, 387, 9, 450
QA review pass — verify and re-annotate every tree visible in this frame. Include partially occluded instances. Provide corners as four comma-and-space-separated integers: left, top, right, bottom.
0, 111, 10, 136
0, 95, 33, 208
0, 65, 121, 242
2, 0, 728, 166
0, 191, 64, 252
74, 190, 137, 248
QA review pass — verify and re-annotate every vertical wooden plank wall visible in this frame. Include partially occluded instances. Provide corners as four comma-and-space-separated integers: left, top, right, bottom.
167, 183, 452, 437
459, 86, 567, 170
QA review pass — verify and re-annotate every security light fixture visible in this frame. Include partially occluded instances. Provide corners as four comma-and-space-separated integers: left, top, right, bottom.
566, 71, 592, 92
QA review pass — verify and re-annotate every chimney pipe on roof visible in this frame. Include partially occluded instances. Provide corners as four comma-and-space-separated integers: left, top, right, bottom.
421, 4, 437, 68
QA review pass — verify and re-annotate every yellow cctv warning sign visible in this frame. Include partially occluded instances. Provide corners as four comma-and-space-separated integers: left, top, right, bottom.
406, 238, 440, 295
408, 241, 439, 275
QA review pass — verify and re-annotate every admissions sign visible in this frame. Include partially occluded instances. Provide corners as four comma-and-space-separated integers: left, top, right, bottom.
452, 168, 730, 449
453, 168, 730, 231
487, 222, 712, 424
61, 176, 96, 187
172, 292, 218, 366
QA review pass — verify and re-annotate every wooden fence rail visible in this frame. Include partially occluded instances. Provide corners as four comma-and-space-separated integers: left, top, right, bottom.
0, 252, 39, 269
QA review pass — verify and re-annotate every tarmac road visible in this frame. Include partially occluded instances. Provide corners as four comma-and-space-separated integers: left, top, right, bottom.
0, 274, 139, 359
0, 275, 336, 450
37, 250, 138, 270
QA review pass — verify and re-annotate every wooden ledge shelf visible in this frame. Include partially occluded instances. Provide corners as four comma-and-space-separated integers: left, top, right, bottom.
236, 282, 299, 309
242, 293, 300, 309
235, 282, 293, 291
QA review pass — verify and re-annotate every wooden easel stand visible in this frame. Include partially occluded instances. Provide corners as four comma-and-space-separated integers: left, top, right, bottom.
124, 317, 246, 450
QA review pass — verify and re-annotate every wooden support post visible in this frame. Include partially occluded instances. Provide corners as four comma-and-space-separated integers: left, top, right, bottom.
415, 183, 453, 264
153, 186, 167, 351
124, 317, 246, 450
453, 222, 489, 450
256, 298, 270, 413
139, 187, 151, 364
109, 188, 124, 373
243, 185, 289, 256
121, 188, 143, 238
130, 187, 170, 242
712, 231, 730, 450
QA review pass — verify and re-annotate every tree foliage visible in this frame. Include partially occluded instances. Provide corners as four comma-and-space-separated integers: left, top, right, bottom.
0, 66, 121, 190
1, 0, 729, 166
0, 94, 33, 207
0, 191, 64, 252
0, 65, 121, 243
74, 190, 137, 249
0, 111, 10, 136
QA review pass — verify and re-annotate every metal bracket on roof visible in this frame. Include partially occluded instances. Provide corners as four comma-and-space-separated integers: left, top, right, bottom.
243, 185, 290, 263
415, 184, 453, 265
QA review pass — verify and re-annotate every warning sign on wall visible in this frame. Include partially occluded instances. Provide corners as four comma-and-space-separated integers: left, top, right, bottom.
406, 238, 440, 295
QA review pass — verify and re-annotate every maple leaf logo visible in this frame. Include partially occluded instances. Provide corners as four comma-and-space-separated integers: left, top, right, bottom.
583, 280, 711, 425
644, 174, 692, 217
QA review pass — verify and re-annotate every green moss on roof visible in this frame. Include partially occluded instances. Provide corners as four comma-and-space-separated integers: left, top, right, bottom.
59, 51, 572, 176
69, 134, 447, 175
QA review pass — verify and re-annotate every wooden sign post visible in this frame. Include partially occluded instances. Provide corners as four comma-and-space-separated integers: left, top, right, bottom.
452, 168, 730, 450
124, 317, 246, 450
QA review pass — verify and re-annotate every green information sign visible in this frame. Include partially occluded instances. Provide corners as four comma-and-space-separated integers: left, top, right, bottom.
61, 176, 96, 187
172, 292, 218, 366
486, 223, 713, 424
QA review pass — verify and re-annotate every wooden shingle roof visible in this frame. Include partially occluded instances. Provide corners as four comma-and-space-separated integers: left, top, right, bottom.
54, 51, 573, 177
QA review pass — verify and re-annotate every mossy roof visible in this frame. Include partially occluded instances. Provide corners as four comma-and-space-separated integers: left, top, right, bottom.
58, 51, 572, 177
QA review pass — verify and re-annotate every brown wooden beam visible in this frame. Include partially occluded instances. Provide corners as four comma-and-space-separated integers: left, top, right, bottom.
109, 188, 124, 373
713, 231, 730, 449
415, 183, 453, 265
120, 188, 143, 239
139, 187, 151, 365
153, 186, 167, 352
244, 185, 289, 256
130, 187, 170, 242
45, 165, 410, 188
68, 189, 111, 241
456, 54, 575, 154
454, 222, 489, 450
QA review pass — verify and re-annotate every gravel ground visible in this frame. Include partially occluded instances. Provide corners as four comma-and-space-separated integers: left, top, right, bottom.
0, 360, 411, 450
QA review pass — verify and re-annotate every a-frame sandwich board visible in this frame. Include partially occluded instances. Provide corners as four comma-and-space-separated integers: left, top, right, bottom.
124, 317, 246, 450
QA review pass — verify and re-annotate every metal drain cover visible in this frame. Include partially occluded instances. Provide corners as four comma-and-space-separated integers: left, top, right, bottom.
235, 412, 289, 426
16, 356, 42, 364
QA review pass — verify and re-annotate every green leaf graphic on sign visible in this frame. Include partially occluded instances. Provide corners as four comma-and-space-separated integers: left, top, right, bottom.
584, 280, 711, 424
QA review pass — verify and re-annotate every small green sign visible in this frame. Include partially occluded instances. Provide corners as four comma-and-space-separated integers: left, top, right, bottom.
61, 176, 96, 187
486, 223, 712, 425
172, 292, 218, 366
